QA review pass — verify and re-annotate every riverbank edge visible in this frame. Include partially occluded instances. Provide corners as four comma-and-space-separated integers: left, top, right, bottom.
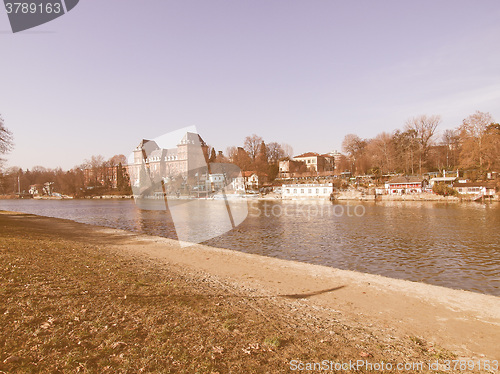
3, 194, 499, 202
1, 210, 498, 362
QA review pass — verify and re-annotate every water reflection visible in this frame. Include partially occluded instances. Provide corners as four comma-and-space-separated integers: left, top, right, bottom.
134, 207, 178, 240
1, 199, 499, 295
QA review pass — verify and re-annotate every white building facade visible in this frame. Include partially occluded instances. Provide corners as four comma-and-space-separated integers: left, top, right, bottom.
282, 183, 334, 199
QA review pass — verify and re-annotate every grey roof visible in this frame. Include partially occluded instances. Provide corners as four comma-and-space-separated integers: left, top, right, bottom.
165, 148, 178, 156
135, 139, 160, 154
179, 132, 207, 147
148, 149, 164, 159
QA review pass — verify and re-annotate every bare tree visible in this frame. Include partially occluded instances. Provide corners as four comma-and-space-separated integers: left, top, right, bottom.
109, 154, 127, 166
405, 114, 440, 174
0, 114, 14, 155
280, 143, 293, 158
459, 111, 497, 170
366, 132, 395, 174
392, 129, 418, 175
484, 123, 500, 170
342, 134, 364, 158
243, 134, 263, 161
226, 146, 237, 160
0, 115, 13, 178
83, 155, 106, 188
342, 134, 367, 174
84, 155, 105, 169
267, 142, 285, 163
441, 129, 460, 169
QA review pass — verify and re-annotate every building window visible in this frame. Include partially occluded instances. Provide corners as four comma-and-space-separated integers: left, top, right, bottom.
301, 189, 304, 194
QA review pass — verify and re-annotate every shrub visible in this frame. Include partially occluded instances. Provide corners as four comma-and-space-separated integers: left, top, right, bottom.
432, 183, 457, 196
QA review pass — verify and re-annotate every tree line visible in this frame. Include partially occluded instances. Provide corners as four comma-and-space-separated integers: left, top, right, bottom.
0, 155, 131, 197
341, 111, 500, 177
207, 134, 293, 180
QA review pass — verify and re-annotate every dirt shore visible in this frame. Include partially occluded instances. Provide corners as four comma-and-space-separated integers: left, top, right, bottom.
0, 211, 498, 373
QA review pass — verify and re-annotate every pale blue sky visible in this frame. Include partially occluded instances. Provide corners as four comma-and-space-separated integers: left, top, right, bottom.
1, 0, 500, 169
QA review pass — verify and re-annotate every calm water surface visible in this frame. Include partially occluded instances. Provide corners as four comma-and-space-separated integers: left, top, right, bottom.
1, 199, 499, 296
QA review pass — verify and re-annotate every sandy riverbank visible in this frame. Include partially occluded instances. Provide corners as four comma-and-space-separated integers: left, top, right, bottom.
96, 227, 500, 362
1, 211, 499, 372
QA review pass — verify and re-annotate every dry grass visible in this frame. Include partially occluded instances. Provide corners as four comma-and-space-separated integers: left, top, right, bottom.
0, 212, 455, 373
